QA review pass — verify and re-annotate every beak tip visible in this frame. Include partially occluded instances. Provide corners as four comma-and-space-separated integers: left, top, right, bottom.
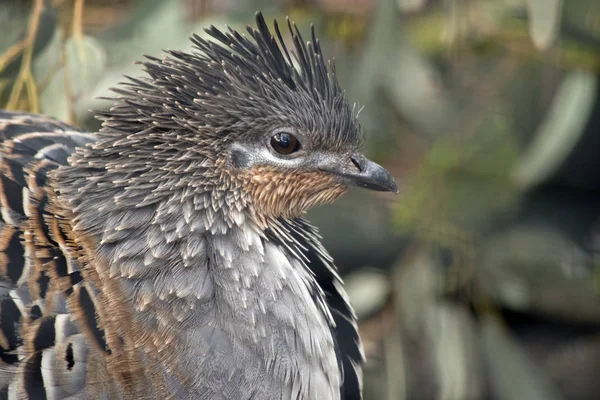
386, 180, 399, 194
385, 176, 399, 194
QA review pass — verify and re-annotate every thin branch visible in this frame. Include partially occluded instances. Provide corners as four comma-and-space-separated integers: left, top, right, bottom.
6, 0, 44, 112
0, 39, 26, 72
62, 45, 76, 124
72, 0, 84, 41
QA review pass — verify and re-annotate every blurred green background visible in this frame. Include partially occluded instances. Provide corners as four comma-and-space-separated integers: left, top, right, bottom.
2, 0, 600, 399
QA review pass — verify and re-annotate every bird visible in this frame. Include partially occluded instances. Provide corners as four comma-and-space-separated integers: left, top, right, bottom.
0, 12, 397, 400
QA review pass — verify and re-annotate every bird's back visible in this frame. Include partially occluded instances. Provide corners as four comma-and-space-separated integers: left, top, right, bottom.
0, 110, 108, 398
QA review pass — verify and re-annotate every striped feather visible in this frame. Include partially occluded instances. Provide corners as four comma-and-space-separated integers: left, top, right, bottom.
0, 111, 115, 399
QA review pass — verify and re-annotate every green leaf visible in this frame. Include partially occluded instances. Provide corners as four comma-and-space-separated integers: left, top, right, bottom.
344, 269, 391, 319
64, 37, 107, 96
478, 226, 600, 324
397, 0, 428, 13
37, 35, 106, 122
526, 0, 563, 50
482, 315, 563, 400
513, 71, 597, 189
86, 0, 234, 114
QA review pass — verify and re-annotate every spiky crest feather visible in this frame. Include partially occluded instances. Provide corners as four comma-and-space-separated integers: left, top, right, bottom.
96, 12, 361, 153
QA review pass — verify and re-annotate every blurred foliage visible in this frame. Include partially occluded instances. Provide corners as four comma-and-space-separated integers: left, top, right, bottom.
2, 0, 600, 399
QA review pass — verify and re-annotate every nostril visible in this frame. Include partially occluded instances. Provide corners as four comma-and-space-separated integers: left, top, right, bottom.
350, 156, 362, 172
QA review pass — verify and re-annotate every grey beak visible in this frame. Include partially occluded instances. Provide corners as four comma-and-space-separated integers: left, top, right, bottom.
321, 154, 398, 193
346, 154, 398, 193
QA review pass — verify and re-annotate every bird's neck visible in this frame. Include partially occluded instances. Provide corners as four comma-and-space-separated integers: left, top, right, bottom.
121, 218, 340, 398
54, 178, 340, 398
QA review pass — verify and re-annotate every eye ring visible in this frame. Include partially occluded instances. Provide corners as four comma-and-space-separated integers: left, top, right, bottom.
270, 132, 300, 155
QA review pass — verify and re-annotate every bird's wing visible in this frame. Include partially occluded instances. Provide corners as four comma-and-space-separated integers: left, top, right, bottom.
0, 110, 117, 399
277, 218, 365, 400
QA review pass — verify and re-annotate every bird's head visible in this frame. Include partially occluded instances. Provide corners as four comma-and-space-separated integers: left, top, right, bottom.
93, 12, 397, 228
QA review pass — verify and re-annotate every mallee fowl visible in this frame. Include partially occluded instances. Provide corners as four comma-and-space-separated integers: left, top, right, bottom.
0, 12, 397, 400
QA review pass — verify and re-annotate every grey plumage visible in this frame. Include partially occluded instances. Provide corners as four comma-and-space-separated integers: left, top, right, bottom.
0, 11, 398, 400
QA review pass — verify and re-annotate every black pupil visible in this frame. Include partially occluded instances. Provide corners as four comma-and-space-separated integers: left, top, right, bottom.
278, 133, 291, 148
271, 132, 298, 154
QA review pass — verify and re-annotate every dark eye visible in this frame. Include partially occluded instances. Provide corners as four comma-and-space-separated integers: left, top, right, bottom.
270, 132, 300, 155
